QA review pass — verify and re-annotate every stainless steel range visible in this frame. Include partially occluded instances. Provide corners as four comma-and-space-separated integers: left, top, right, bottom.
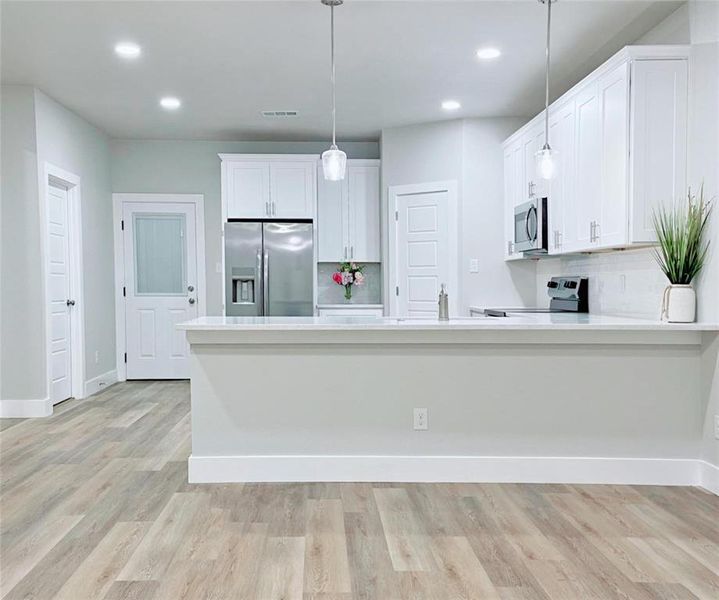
480, 276, 588, 317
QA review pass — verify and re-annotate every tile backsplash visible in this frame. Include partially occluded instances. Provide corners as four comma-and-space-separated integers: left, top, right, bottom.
536, 248, 667, 319
317, 262, 382, 305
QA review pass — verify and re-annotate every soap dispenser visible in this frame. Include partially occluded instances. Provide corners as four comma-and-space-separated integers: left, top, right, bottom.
438, 284, 449, 321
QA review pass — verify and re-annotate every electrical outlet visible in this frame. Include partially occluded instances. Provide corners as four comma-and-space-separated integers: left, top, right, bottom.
95, 350, 99, 364
413, 408, 428, 430
714, 415, 719, 440
469, 259, 479, 273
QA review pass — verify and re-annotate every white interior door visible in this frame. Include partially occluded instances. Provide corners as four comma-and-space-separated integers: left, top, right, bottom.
123, 202, 198, 379
391, 184, 457, 318
47, 184, 73, 403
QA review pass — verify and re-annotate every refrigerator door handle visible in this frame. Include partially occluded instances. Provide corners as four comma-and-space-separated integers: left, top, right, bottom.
256, 249, 263, 312
263, 250, 269, 316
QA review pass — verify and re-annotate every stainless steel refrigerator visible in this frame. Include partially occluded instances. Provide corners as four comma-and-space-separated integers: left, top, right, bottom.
225, 222, 313, 317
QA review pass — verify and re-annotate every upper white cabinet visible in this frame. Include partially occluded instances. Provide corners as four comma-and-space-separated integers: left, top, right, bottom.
503, 46, 689, 259
317, 159, 381, 262
220, 154, 317, 220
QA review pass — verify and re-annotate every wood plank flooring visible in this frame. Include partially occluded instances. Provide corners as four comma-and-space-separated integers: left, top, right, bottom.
1, 380, 718, 599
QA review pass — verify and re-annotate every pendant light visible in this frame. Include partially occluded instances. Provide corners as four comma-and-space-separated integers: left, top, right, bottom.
321, 0, 347, 181
535, 0, 557, 180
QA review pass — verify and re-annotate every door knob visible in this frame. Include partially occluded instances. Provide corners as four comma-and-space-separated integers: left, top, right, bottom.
188, 298, 196, 305
66, 299, 75, 306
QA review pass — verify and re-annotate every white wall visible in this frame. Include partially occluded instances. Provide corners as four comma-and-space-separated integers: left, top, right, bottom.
0, 86, 44, 401
110, 139, 379, 316
380, 118, 537, 314
34, 90, 115, 385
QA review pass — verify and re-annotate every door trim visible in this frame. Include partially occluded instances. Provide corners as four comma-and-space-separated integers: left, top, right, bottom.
387, 180, 459, 317
41, 162, 85, 403
113, 193, 206, 381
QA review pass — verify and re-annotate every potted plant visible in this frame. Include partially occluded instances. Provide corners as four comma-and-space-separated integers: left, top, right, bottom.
331, 262, 365, 301
653, 186, 713, 323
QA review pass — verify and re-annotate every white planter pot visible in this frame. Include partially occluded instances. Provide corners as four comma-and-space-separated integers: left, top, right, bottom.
660, 284, 696, 323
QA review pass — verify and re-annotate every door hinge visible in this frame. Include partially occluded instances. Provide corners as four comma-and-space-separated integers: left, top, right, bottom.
396, 286, 399, 296
124, 352, 127, 363
121, 219, 124, 231
122, 286, 126, 297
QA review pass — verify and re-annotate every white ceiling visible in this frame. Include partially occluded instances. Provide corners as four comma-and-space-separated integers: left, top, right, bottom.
1, 0, 683, 141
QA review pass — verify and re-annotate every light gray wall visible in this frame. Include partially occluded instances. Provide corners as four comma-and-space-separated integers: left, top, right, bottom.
380, 118, 537, 314
110, 139, 379, 315
461, 119, 537, 311
0, 86, 44, 400
685, 0, 719, 467
34, 89, 115, 384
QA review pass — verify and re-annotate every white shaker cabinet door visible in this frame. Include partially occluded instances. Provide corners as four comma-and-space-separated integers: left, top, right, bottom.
347, 164, 380, 262
317, 165, 349, 261
225, 161, 271, 219
597, 61, 630, 249
547, 99, 576, 254
573, 81, 602, 250
270, 161, 315, 219
629, 59, 688, 243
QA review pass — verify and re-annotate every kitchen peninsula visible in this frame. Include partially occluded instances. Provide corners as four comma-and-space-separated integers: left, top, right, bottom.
180, 316, 719, 490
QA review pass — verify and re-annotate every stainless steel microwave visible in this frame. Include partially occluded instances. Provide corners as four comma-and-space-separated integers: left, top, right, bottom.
514, 197, 547, 254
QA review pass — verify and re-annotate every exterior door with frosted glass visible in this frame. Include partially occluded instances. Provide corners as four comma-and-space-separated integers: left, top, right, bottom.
123, 202, 198, 379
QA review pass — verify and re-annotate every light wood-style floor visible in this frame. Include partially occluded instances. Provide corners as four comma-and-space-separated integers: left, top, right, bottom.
1, 381, 718, 600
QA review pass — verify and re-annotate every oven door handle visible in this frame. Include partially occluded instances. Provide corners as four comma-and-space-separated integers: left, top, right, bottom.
525, 205, 537, 242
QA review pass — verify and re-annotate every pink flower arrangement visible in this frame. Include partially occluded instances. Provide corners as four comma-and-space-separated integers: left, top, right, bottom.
332, 262, 365, 300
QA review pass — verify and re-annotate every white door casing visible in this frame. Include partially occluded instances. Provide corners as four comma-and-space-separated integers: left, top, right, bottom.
47, 184, 73, 402
114, 194, 206, 381
389, 181, 459, 318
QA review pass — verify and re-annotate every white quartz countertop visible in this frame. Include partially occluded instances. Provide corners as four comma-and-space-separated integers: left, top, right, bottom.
179, 314, 719, 332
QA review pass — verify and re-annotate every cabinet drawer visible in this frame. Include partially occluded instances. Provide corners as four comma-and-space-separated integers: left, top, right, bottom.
318, 307, 384, 317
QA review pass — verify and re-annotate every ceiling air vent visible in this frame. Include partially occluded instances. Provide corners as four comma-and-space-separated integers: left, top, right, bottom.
261, 110, 299, 118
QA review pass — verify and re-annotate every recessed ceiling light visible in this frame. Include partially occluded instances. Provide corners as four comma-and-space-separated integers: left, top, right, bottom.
441, 100, 461, 111
476, 47, 501, 60
159, 97, 181, 110
114, 42, 141, 59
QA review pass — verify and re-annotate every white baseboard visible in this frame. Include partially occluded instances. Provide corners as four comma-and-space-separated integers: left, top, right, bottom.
699, 460, 719, 495
188, 454, 710, 490
0, 398, 52, 418
83, 369, 118, 399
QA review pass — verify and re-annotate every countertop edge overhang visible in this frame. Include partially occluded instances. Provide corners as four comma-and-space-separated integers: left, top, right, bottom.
181, 326, 715, 347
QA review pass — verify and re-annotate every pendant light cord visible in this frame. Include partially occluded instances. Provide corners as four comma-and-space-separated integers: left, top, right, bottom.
544, 0, 552, 147
331, 4, 336, 147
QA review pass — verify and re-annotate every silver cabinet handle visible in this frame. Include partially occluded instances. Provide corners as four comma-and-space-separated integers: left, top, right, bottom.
594, 221, 600, 241
507, 240, 514, 255
263, 250, 269, 315
557, 230, 562, 248
528, 181, 535, 198
271, 202, 276, 216
350, 246, 354, 259
66, 299, 75, 306
265, 202, 270, 216
344, 246, 348, 259
188, 297, 196, 305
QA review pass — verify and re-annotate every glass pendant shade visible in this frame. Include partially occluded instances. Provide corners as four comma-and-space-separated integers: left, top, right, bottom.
535, 145, 557, 180
322, 144, 347, 181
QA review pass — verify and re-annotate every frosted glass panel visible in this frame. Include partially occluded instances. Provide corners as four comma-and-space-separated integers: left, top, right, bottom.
134, 214, 186, 295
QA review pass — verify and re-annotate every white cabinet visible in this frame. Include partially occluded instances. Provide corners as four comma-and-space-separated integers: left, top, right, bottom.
503, 139, 524, 260
220, 155, 317, 220
502, 45, 689, 258
547, 99, 576, 254
317, 159, 380, 262
318, 306, 384, 317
